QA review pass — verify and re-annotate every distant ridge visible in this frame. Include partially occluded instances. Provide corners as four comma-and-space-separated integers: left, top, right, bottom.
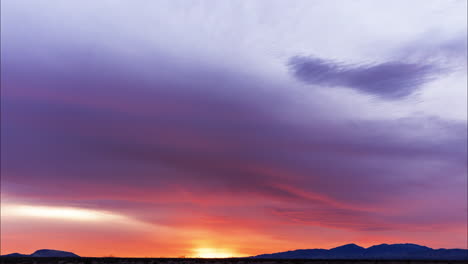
1, 253, 28, 257
252, 243, 468, 260
1, 249, 79, 258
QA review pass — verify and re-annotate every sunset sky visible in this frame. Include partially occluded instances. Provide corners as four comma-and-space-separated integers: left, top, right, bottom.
1, 0, 467, 258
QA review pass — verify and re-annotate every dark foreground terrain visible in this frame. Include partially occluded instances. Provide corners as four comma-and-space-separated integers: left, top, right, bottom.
1, 258, 467, 264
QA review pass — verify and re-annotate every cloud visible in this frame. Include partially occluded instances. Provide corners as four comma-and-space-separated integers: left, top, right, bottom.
1, 0, 466, 256
2, 42, 466, 235
1, 19, 466, 251
288, 56, 441, 99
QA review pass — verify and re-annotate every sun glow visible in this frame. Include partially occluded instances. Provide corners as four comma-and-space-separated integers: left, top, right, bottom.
194, 248, 236, 258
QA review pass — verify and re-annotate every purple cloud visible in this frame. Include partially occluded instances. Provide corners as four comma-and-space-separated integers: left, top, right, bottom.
3, 46, 466, 233
288, 56, 441, 99
1, 31, 466, 240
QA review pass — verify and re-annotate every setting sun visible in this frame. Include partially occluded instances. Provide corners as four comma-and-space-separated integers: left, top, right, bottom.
193, 248, 237, 258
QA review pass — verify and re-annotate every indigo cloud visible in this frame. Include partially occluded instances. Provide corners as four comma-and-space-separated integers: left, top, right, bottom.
288, 56, 441, 99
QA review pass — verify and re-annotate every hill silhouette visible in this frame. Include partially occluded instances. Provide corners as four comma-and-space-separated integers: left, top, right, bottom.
252, 243, 468, 260
1, 249, 79, 258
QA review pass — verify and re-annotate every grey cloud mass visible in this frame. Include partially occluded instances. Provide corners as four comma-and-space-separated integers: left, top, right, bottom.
288, 56, 442, 99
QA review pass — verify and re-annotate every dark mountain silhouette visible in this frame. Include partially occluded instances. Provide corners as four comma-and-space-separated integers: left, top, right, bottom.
1, 253, 28, 257
329, 244, 365, 257
1, 249, 79, 257
252, 243, 468, 260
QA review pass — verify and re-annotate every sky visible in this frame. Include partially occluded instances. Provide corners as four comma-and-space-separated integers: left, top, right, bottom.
1, 0, 467, 258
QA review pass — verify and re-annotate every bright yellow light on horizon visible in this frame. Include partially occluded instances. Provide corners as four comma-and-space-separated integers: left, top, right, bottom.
193, 248, 237, 258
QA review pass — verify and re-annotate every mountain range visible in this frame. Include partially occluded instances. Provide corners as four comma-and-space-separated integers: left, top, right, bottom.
252, 243, 468, 260
2, 244, 467, 259
1, 249, 79, 258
